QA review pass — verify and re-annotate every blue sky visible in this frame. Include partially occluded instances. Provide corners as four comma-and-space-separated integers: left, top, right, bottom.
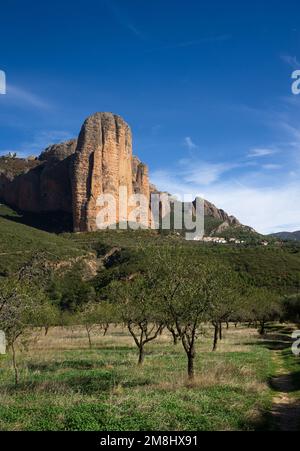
0, 0, 300, 233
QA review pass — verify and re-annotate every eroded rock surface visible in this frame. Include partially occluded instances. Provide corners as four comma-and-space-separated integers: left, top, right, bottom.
0, 112, 243, 233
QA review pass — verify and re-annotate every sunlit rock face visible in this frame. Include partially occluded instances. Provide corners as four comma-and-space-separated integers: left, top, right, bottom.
0, 112, 243, 234
72, 112, 139, 232
0, 113, 151, 231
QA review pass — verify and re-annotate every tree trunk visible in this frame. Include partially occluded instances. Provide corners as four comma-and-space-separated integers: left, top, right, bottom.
259, 321, 265, 335
187, 352, 195, 380
138, 346, 145, 365
170, 329, 178, 345
86, 326, 92, 349
44, 326, 49, 336
11, 342, 19, 385
212, 323, 219, 351
219, 322, 223, 340
103, 324, 109, 336
226, 321, 229, 329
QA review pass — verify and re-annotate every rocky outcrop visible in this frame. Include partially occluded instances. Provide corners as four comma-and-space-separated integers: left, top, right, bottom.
203, 199, 240, 226
0, 111, 246, 234
72, 113, 136, 231
39, 139, 77, 163
0, 140, 76, 214
0, 113, 152, 231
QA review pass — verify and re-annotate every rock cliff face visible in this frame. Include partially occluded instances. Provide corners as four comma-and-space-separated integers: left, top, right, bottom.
0, 111, 243, 233
0, 113, 152, 231
72, 113, 136, 232
203, 199, 240, 226
0, 139, 77, 214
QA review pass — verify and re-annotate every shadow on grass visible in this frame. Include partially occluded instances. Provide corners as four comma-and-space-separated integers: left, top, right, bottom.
246, 324, 300, 430
5, 370, 152, 395
0, 210, 73, 233
27, 356, 135, 373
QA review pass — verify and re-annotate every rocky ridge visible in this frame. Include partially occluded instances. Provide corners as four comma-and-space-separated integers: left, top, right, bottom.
0, 112, 248, 234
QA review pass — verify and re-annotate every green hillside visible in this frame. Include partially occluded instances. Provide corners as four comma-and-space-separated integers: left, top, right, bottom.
1, 204, 299, 294
63, 229, 300, 295
0, 205, 86, 275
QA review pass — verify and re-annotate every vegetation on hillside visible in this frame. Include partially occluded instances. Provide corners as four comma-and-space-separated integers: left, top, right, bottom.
0, 205, 299, 430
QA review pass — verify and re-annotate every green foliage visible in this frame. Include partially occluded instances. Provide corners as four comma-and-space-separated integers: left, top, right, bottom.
47, 271, 96, 312
282, 294, 300, 323
65, 229, 300, 295
215, 226, 263, 243
0, 277, 48, 345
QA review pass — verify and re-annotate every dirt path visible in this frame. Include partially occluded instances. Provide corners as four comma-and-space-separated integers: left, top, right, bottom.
271, 351, 300, 431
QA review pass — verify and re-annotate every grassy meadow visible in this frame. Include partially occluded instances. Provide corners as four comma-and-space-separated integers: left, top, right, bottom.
1, 323, 295, 432
0, 205, 299, 431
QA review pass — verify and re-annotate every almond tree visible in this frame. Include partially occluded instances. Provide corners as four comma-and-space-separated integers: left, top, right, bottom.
110, 276, 164, 365
151, 247, 218, 380
75, 301, 118, 349
209, 272, 243, 352
247, 288, 281, 335
0, 278, 48, 384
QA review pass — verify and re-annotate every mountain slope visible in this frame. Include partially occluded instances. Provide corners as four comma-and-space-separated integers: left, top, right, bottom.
269, 231, 300, 241
0, 204, 92, 275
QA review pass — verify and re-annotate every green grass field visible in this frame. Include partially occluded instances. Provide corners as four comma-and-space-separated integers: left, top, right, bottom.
1, 324, 293, 431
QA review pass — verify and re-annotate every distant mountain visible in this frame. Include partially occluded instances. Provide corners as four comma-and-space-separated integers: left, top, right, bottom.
269, 231, 300, 241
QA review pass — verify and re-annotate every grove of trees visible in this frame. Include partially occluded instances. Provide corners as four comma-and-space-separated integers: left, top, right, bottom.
0, 245, 298, 384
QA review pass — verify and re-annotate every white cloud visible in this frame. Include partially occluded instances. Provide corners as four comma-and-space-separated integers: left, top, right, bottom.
247, 148, 277, 158
179, 159, 237, 185
5, 84, 52, 110
151, 166, 300, 234
183, 136, 198, 150
203, 182, 300, 235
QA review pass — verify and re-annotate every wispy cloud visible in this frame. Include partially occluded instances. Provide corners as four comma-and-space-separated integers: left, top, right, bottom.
152, 158, 238, 190
0, 130, 74, 158
247, 147, 277, 158
183, 136, 198, 150
151, 164, 300, 234
104, 0, 142, 37
262, 164, 281, 170
151, 124, 300, 233
280, 54, 300, 69
203, 182, 300, 235
179, 159, 237, 185
146, 35, 231, 53
5, 84, 52, 110
176, 35, 231, 46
